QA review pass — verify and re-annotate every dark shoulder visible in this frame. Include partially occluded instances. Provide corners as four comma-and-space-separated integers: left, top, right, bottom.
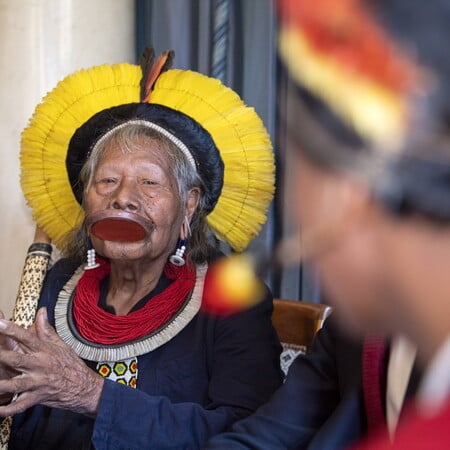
45, 257, 81, 284
319, 312, 363, 349
39, 258, 81, 323
315, 313, 364, 377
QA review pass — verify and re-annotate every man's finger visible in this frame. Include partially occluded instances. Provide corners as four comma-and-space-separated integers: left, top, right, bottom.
0, 391, 40, 417
0, 372, 49, 407
0, 350, 32, 372
0, 319, 41, 351
35, 307, 55, 342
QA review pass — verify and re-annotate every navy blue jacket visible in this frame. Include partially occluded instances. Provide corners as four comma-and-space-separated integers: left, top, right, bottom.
10, 258, 283, 450
205, 318, 421, 450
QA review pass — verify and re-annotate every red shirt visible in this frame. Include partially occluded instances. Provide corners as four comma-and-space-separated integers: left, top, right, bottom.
353, 398, 450, 449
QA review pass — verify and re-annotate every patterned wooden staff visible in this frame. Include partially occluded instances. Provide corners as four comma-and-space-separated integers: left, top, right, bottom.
0, 226, 52, 448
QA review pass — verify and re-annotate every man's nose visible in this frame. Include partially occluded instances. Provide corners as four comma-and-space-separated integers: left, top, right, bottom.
110, 177, 140, 211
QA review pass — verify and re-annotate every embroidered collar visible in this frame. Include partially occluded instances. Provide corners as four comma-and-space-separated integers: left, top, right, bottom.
55, 263, 207, 362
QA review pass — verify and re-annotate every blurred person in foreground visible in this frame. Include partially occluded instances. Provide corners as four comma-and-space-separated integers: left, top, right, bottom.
206, 0, 450, 449
207, 312, 420, 450
0, 48, 282, 449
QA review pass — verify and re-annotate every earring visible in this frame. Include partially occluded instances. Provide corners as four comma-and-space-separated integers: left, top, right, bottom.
84, 238, 100, 270
169, 216, 191, 267
169, 238, 187, 267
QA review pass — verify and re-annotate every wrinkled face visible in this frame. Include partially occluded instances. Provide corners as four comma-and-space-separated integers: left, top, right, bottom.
289, 150, 390, 336
84, 137, 188, 263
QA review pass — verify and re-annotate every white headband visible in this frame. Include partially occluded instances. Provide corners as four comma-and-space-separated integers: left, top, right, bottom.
91, 119, 197, 171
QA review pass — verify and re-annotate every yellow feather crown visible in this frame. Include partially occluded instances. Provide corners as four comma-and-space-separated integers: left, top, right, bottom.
20, 63, 275, 251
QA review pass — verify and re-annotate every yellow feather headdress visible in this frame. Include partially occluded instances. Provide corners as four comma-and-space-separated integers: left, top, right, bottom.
20, 55, 274, 251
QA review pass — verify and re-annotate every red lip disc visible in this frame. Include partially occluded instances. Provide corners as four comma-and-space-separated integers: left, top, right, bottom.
90, 218, 147, 242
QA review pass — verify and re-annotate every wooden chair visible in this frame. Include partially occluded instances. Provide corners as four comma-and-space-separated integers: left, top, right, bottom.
272, 299, 333, 374
272, 298, 333, 350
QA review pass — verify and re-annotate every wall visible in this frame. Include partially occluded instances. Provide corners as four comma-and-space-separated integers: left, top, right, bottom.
0, 0, 135, 316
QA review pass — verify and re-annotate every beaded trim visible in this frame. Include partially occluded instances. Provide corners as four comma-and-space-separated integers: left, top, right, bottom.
91, 119, 197, 171
55, 263, 207, 362
27, 243, 52, 258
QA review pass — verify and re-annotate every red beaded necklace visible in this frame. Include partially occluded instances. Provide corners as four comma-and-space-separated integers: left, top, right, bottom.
72, 258, 196, 345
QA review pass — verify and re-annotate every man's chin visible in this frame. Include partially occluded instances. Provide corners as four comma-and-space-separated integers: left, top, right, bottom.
96, 241, 149, 262
331, 307, 389, 339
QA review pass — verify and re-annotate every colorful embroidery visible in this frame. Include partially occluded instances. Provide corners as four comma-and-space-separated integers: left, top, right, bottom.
96, 357, 138, 388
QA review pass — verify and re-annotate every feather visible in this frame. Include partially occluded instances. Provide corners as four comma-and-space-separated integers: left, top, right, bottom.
141, 49, 175, 102
139, 46, 155, 101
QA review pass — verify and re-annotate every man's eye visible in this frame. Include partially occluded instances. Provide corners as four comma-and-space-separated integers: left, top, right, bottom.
141, 179, 157, 185
100, 178, 117, 184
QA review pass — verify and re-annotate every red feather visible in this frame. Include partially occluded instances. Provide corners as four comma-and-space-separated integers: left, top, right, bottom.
141, 49, 175, 103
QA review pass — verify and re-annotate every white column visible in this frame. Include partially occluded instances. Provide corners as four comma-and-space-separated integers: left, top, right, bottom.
0, 0, 135, 316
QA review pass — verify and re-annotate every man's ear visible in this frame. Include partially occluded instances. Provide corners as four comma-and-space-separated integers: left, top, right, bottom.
326, 177, 378, 239
185, 187, 201, 221
301, 177, 375, 260
334, 177, 372, 222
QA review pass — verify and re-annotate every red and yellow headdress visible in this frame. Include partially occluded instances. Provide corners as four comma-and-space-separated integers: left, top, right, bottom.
20, 48, 275, 251
277, 0, 450, 222
277, 0, 426, 152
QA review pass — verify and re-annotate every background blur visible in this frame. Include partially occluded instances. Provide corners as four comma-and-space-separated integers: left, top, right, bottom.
0, 0, 318, 317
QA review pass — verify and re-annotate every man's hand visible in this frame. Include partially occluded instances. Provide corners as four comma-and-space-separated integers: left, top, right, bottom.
0, 308, 104, 418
